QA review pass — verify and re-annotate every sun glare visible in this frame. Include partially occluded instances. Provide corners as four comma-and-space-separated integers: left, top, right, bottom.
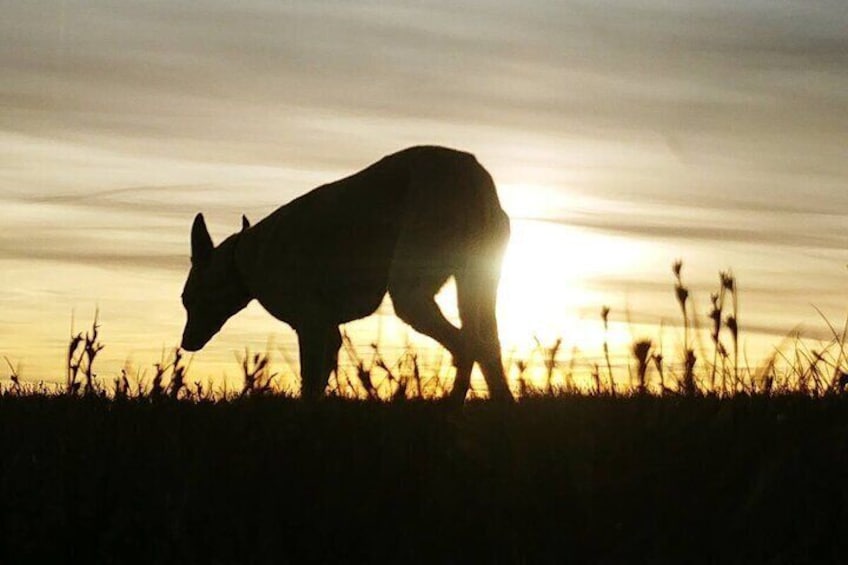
495, 212, 652, 349
496, 220, 590, 342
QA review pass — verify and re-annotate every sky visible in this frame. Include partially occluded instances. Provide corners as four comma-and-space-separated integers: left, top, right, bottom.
1, 0, 846, 386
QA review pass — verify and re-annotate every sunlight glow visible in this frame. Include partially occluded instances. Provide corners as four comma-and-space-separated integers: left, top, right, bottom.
495, 217, 645, 346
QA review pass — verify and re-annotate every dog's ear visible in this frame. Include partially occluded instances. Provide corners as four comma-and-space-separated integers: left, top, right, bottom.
191, 213, 213, 264
241, 215, 250, 232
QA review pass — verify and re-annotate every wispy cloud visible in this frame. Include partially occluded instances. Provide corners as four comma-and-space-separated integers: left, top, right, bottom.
536, 213, 848, 251
3, 1, 846, 161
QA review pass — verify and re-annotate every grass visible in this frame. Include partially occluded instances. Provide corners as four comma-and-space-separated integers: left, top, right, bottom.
2, 394, 847, 563
1, 261, 847, 563
4, 261, 845, 400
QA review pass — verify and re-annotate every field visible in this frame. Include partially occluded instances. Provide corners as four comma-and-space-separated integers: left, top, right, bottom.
2, 394, 848, 564
2, 265, 847, 563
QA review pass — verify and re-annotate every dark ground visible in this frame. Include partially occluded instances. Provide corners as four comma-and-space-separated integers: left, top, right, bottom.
1, 394, 847, 564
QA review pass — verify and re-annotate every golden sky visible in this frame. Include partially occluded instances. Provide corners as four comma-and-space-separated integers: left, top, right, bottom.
1, 1, 846, 384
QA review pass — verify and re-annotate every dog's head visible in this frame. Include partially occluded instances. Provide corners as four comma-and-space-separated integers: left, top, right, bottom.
180, 213, 252, 351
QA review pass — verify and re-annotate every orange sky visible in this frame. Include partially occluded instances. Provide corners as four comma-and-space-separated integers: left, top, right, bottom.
1, 1, 846, 386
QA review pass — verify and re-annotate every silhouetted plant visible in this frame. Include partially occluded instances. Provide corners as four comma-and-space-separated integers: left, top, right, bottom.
708, 282, 727, 393
168, 349, 190, 399
682, 349, 698, 397
632, 339, 652, 395
113, 368, 131, 400
673, 260, 690, 351
66, 312, 105, 396
341, 331, 378, 399
193, 381, 205, 401
372, 346, 407, 402
67, 332, 84, 395
672, 261, 699, 396
721, 271, 740, 392
591, 363, 601, 396
814, 307, 848, 394
535, 336, 562, 395
150, 349, 188, 401
386, 349, 423, 402
4, 356, 21, 395
150, 362, 166, 400
561, 345, 578, 394
838, 371, 848, 392
238, 348, 277, 397
601, 306, 615, 396
653, 352, 665, 393
515, 359, 529, 398
407, 352, 422, 398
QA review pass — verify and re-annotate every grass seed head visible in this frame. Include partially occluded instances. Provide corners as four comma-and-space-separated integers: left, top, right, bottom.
720, 270, 735, 292
725, 315, 738, 342
672, 259, 683, 279
632, 340, 652, 365
675, 284, 689, 311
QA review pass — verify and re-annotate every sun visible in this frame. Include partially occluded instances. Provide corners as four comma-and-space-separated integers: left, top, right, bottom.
495, 219, 594, 345
493, 206, 653, 351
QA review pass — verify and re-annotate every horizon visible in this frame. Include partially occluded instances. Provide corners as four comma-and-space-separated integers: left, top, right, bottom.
2, 0, 846, 385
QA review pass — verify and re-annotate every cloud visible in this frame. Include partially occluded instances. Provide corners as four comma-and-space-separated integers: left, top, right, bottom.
563, 216, 848, 251
1, 246, 186, 271
515, 200, 848, 251
0, 226, 187, 271
3, 1, 847, 151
